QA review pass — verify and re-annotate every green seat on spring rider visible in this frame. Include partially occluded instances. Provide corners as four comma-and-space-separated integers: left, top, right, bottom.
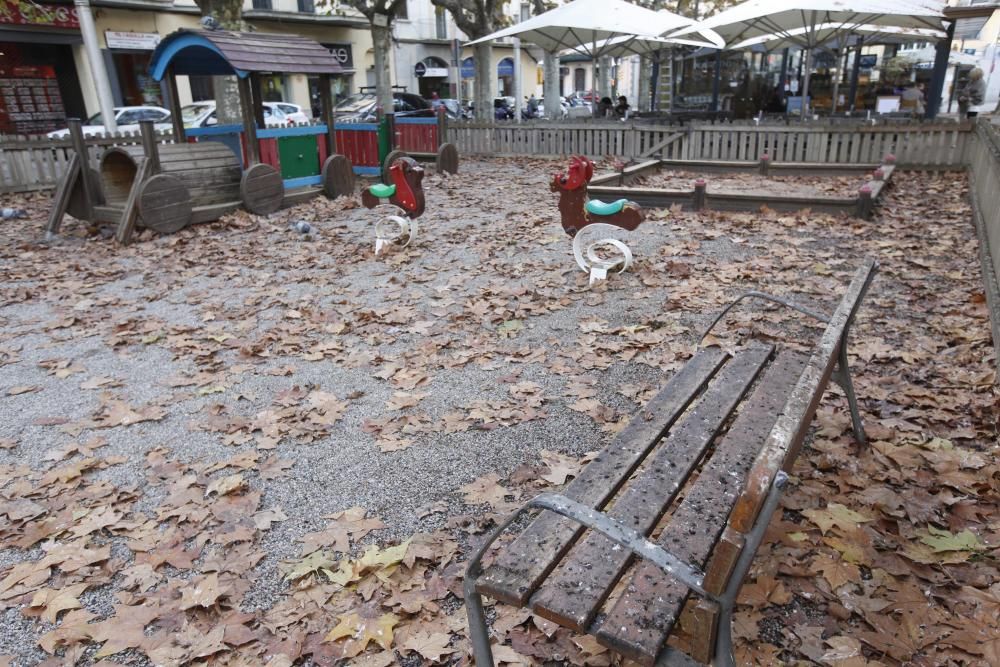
369, 183, 397, 199
585, 198, 628, 217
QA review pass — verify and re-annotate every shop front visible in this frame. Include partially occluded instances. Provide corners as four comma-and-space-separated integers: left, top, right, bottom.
308, 42, 355, 116
0, 0, 86, 134
104, 31, 163, 107
415, 56, 449, 99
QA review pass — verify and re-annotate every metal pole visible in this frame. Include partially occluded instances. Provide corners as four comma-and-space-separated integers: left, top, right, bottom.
800, 47, 812, 120
711, 49, 722, 112
831, 47, 842, 114
848, 38, 863, 112
800, 13, 816, 121
74, 0, 117, 133
514, 36, 523, 123
926, 20, 956, 119
778, 47, 789, 105
592, 33, 599, 117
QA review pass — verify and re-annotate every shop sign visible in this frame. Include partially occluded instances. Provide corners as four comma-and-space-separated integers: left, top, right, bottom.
461, 57, 475, 79
497, 58, 514, 77
105, 31, 161, 50
415, 63, 448, 78
0, 0, 79, 29
324, 42, 353, 69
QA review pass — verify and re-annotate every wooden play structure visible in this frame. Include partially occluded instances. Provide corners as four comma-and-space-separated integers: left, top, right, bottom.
362, 156, 426, 256
551, 156, 645, 285
383, 109, 460, 180
46, 28, 357, 244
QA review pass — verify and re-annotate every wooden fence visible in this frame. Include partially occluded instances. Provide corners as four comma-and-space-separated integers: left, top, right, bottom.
966, 120, 1000, 373
0, 130, 176, 194
448, 120, 971, 167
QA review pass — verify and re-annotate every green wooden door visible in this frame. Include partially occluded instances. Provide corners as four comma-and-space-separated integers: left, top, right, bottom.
277, 135, 320, 180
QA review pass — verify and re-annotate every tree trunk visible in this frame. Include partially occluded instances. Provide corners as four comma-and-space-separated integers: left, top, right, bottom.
543, 50, 560, 118
197, 0, 245, 125
474, 42, 493, 121
372, 22, 393, 115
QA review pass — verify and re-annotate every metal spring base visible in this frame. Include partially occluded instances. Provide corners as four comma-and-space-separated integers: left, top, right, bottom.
374, 214, 417, 256
572, 223, 634, 286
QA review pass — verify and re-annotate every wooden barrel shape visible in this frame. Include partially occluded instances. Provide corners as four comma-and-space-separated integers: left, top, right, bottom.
382, 149, 407, 183
66, 166, 103, 220
241, 163, 284, 215
436, 143, 459, 175
137, 174, 193, 234
99, 142, 242, 213
322, 154, 355, 199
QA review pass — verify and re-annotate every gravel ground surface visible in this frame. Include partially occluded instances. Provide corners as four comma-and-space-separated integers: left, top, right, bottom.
0, 158, 994, 666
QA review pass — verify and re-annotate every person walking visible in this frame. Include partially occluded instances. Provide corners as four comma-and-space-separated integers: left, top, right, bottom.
958, 68, 986, 118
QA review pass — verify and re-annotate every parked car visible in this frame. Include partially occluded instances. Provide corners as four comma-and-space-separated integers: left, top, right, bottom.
430, 98, 465, 120
179, 101, 292, 129
46, 106, 171, 138
563, 96, 593, 118
269, 102, 310, 124
335, 92, 435, 123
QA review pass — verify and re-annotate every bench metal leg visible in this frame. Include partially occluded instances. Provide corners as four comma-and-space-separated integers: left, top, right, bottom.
831, 335, 867, 446
713, 471, 789, 667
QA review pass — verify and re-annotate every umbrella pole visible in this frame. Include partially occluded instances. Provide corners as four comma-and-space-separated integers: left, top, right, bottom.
801, 47, 812, 121
592, 35, 599, 118
831, 47, 841, 114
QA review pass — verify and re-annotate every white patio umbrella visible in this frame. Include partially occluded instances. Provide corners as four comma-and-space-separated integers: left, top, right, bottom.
670, 0, 946, 118
466, 0, 724, 113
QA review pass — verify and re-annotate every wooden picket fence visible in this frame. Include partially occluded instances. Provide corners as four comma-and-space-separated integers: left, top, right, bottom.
0, 130, 175, 194
448, 120, 972, 167
0, 119, 974, 194
966, 120, 1000, 372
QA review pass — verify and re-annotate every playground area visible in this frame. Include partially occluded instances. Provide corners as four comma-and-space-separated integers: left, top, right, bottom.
0, 152, 996, 665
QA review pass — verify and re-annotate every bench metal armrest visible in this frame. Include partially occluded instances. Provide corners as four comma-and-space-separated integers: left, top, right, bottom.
465, 493, 715, 603
699, 291, 830, 346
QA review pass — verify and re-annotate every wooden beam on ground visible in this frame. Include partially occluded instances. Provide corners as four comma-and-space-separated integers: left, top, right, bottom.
67, 119, 94, 221
115, 158, 152, 245
45, 152, 80, 236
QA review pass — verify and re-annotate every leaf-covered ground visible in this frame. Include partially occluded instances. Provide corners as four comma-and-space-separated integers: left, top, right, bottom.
0, 159, 997, 667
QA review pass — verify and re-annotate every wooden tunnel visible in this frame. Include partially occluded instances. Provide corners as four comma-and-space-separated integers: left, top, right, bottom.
98, 141, 244, 233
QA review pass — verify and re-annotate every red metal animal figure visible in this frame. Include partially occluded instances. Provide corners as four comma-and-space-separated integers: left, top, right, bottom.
551, 155, 643, 237
361, 156, 426, 219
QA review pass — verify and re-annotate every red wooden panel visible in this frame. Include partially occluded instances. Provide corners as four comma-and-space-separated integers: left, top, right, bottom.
259, 138, 280, 171
397, 124, 438, 153
318, 133, 329, 165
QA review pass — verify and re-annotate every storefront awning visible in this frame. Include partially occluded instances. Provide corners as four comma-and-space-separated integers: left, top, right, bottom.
149, 29, 345, 80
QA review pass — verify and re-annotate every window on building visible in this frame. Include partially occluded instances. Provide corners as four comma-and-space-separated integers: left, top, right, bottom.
396, 0, 408, 19
252, 0, 272, 9
297, 0, 315, 11
520, 2, 530, 22
435, 6, 447, 39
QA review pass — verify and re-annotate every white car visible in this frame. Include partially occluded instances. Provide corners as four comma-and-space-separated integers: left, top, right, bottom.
47, 106, 172, 138
269, 102, 310, 124
180, 101, 304, 129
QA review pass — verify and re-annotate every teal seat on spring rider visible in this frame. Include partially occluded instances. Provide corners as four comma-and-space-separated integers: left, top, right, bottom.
585, 198, 628, 217
369, 183, 397, 199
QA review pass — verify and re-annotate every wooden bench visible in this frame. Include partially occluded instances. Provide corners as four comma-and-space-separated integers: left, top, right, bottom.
463, 259, 878, 667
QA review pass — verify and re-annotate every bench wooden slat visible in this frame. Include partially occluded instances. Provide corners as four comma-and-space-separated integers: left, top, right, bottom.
528, 344, 774, 631
477, 347, 730, 606
595, 350, 809, 664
